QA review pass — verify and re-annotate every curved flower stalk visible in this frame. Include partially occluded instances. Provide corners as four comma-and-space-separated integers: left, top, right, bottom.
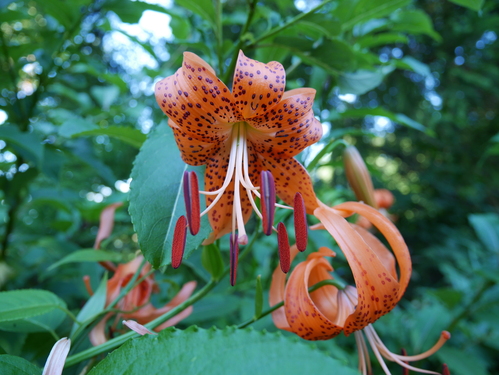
270, 245, 450, 375
155, 51, 322, 283
87, 255, 196, 346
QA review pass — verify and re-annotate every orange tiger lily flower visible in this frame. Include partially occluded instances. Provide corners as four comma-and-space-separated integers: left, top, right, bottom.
270, 243, 450, 375
155, 51, 322, 283
87, 255, 196, 346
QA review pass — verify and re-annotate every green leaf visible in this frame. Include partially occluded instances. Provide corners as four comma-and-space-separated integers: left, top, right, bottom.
338, 66, 395, 95
0, 290, 66, 333
87, 327, 359, 375
91, 86, 120, 111
391, 9, 442, 42
254, 275, 263, 318
70, 126, 147, 149
447, 0, 484, 11
396, 56, 432, 77
176, 0, 216, 27
47, 249, 129, 271
129, 122, 210, 269
201, 244, 224, 280
0, 126, 44, 167
0, 355, 42, 375
333, 0, 412, 31
436, 347, 488, 375
71, 273, 108, 338
334, 107, 428, 133
468, 213, 499, 253
356, 32, 409, 48
59, 118, 98, 138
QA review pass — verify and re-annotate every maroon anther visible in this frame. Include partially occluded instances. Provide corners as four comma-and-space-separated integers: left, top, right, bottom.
293, 193, 308, 251
442, 364, 450, 375
172, 215, 187, 269
277, 222, 290, 273
260, 170, 276, 236
230, 233, 239, 286
183, 171, 200, 235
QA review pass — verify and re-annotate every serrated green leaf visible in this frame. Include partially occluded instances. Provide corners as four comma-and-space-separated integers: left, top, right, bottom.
0, 355, 42, 375
87, 327, 359, 375
447, 0, 484, 11
47, 249, 128, 271
0, 290, 66, 333
129, 122, 210, 269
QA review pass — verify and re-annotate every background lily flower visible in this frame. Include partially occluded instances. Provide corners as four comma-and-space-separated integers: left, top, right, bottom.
270, 245, 450, 375
155, 51, 322, 282
88, 255, 196, 346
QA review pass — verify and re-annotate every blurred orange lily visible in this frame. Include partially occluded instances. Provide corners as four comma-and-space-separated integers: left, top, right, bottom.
88, 255, 196, 346
155, 51, 322, 283
270, 244, 450, 375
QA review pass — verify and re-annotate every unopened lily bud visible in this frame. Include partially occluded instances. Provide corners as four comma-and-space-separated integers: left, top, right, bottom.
343, 145, 377, 208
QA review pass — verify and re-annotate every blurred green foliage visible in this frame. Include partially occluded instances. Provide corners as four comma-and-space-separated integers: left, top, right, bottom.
0, 0, 498, 374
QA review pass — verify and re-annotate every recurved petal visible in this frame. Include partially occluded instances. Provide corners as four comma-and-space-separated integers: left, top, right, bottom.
283, 247, 344, 340
314, 202, 402, 336
232, 51, 286, 118
269, 244, 300, 331
334, 202, 412, 299
258, 155, 318, 214
155, 52, 241, 139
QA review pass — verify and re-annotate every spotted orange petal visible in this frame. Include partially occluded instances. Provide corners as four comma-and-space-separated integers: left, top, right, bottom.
283, 247, 344, 340
155, 52, 241, 141
314, 201, 405, 336
259, 155, 318, 214
232, 51, 286, 118
335, 201, 412, 299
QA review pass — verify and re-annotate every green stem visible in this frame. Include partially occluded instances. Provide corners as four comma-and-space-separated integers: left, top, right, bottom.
65, 277, 218, 367
214, 0, 224, 73
222, 0, 258, 83
306, 139, 350, 171
446, 280, 494, 332
237, 279, 345, 328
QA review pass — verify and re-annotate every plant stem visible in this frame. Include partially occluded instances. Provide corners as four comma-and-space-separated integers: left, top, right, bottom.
65, 277, 218, 367
237, 278, 345, 328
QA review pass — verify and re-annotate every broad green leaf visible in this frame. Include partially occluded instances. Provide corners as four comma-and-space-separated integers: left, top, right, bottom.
201, 244, 224, 280
469, 213, 499, 253
436, 347, 488, 375
67, 140, 116, 186
0, 290, 66, 334
47, 250, 130, 271
37, 0, 84, 28
71, 273, 108, 338
0, 126, 43, 166
91, 86, 120, 111
129, 122, 210, 269
356, 32, 409, 48
70, 126, 147, 149
391, 9, 442, 42
333, 0, 412, 31
176, 0, 216, 27
447, 0, 484, 11
338, 66, 395, 95
332, 107, 428, 133
0, 355, 42, 375
396, 56, 432, 77
59, 118, 98, 138
87, 327, 359, 375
